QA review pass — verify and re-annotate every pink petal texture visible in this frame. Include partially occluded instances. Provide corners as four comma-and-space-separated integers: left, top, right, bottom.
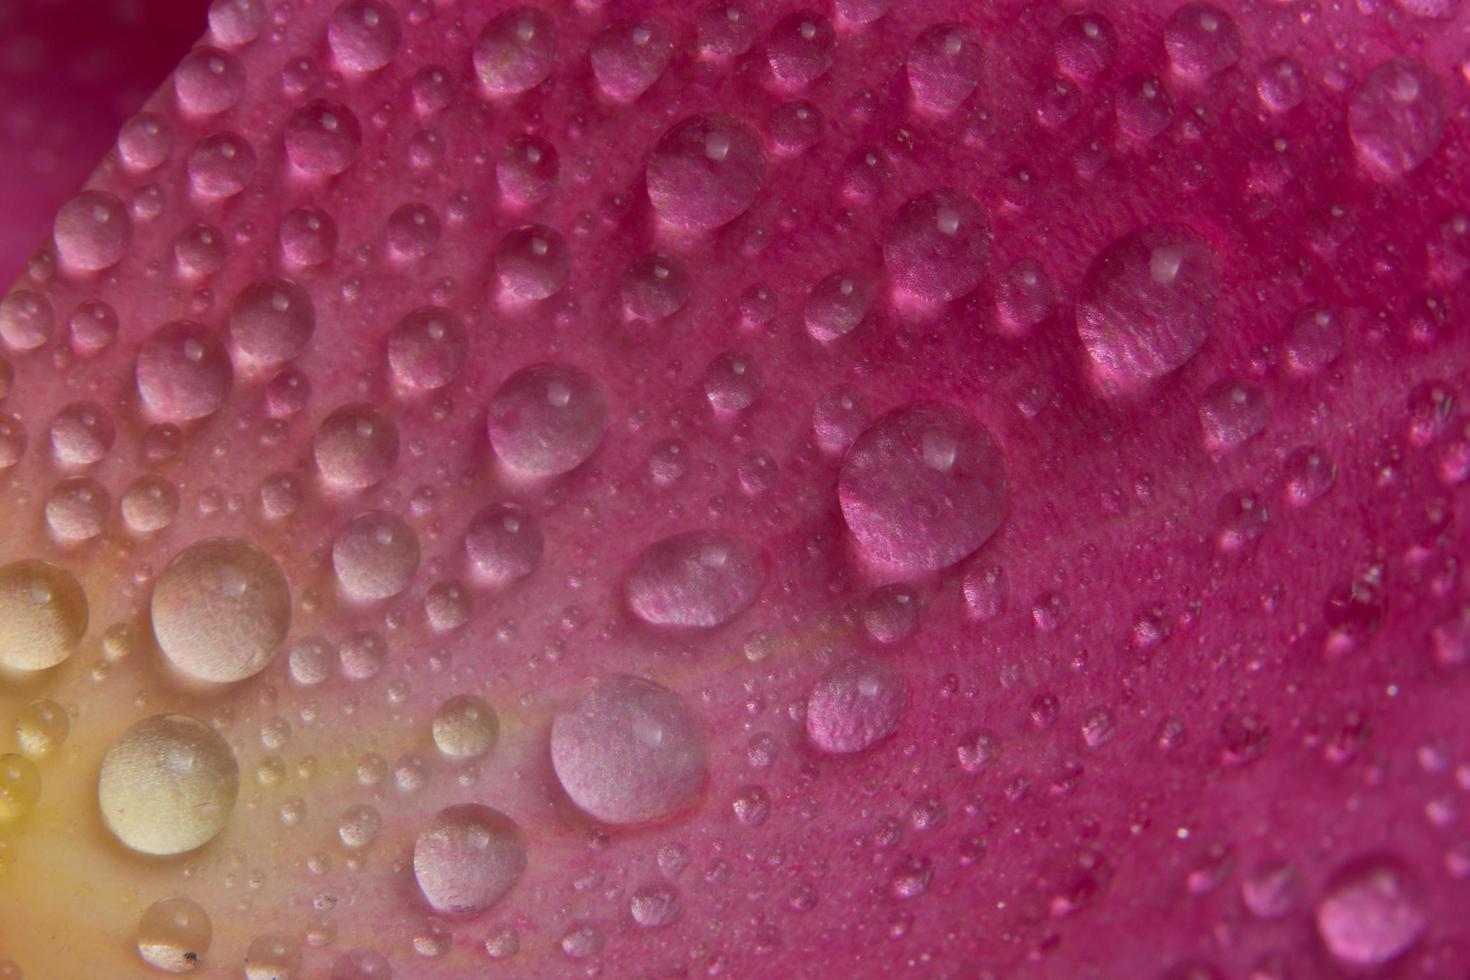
2, 1, 1470, 978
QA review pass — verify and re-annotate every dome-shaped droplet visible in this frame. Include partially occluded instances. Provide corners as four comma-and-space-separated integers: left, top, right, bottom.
486, 363, 606, 477
279, 207, 338, 268
804, 271, 876, 342
464, 502, 543, 584
0, 290, 54, 351
1116, 75, 1173, 140
0, 560, 88, 671
1349, 58, 1444, 180
44, 477, 109, 543
497, 135, 558, 206
432, 695, 499, 759
1199, 379, 1266, 451
768, 99, 823, 156
332, 510, 420, 601
1163, 4, 1241, 80
702, 352, 761, 413
152, 538, 290, 683
388, 307, 466, 392
48, 400, 114, 467
99, 714, 239, 855
15, 699, 69, 757
698, 3, 757, 59
622, 254, 690, 320
173, 222, 227, 279
630, 881, 682, 928
765, 12, 835, 90
806, 656, 908, 754
883, 189, 990, 304
495, 225, 570, 301
626, 530, 766, 628
53, 191, 132, 273
838, 402, 1010, 573
1316, 859, 1426, 968
285, 100, 362, 177
327, 0, 401, 73
0, 752, 41, 821
386, 203, 441, 260
813, 386, 870, 454
1075, 226, 1219, 388
1257, 56, 1306, 112
209, 0, 266, 46
136, 320, 234, 422
118, 113, 173, 172
186, 132, 257, 198
229, 278, 315, 364
174, 46, 245, 115
337, 804, 382, 849
244, 934, 301, 980
906, 24, 982, 114
646, 114, 765, 233
137, 897, 212, 973
550, 674, 707, 824
413, 804, 527, 914
121, 474, 180, 534
1055, 13, 1116, 84
591, 18, 672, 103
474, 8, 556, 97
314, 404, 399, 490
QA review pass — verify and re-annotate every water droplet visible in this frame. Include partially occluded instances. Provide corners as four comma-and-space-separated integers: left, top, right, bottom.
152, 538, 291, 683
386, 203, 441, 260
630, 881, 682, 927
285, 100, 362, 177
229, 279, 315, 364
766, 12, 834, 90
136, 320, 234, 422
806, 656, 907, 754
99, 714, 239, 855
1116, 75, 1173, 141
464, 502, 543, 584
330, 949, 392, 980
14, 699, 68, 758
1076, 226, 1219, 388
0, 560, 87, 671
1316, 859, 1426, 967
1055, 13, 1116, 83
474, 8, 557, 97
592, 18, 672, 102
279, 207, 338, 269
137, 897, 211, 973
1199, 379, 1266, 451
497, 135, 558, 206
906, 24, 982, 113
622, 253, 690, 320
862, 584, 921, 644
413, 803, 527, 914
1349, 59, 1444, 179
883, 189, 990, 304
314, 404, 399, 490
118, 113, 173, 172
209, 0, 266, 47
550, 674, 708, 824
0, 754, 41, 819
121, 475, 180, 534
433, 695, 499, 759
332, 510, 420, 601
703, 352, 761, 413
244, 934, 301, 980
53, 191, 131, 273
626, 530, 765, 628
187, 132, 257, 199
1163, 4, 1240, 80
731, 784, 771, 825
646, 114, 765, 233
0, 290, 54, 351
495, 225, 570, 301
699, 3, 757, 59
805, 271, 876, 342
487, 363, 606, 477
839, 402, 1009, 573
327, 0, 401, 73
174, 47, 245, 115
1257, 57, 1306, 112
337, 804, 382, 849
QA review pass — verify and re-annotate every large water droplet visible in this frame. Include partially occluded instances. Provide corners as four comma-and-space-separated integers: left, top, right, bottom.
550, 674, 707, 824
229, 279, 315, 364
151, 538, 291, 683
0, 560, 88, 671
646, 114, 765, 233
905, 24, 982, 114
591, 18, 672, 103
285, 100, 362, 177
135, 321, 234, 422
327, 0, 401, 73
1076, 226, 1219, 389
1349, 59, 1444, 180
474, 8, 557, 96
173, 46, 245, 115
883, 189, 990, 304
99, 714, 239, 855
332, 510, 420, 601
1316, 858, 1426, 967
464, 502, 543, 584
486, 363, 606, 478
137, 897, 212, 972
53, 191, 132, 273
839, 402, 1009, 573
314, 404, 399, 490
413, 804, 527, 914
626, 530, 766, 628
806, 656, 907, 754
